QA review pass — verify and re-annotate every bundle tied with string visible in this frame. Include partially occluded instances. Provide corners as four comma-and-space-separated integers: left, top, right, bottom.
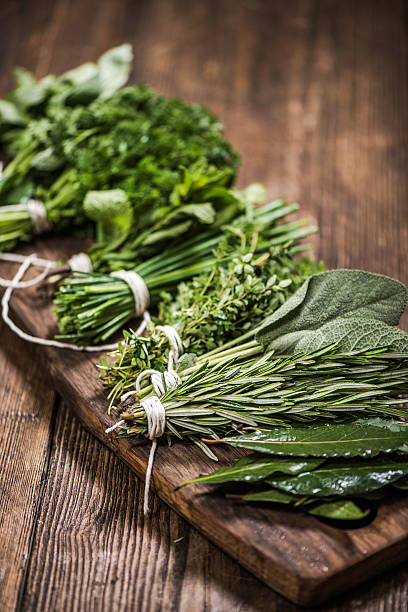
0, 259, 152, 351
2, 199, 52, 234
0, 251, 122, 351
110, 270, 151, 336
106, 325, 184, 514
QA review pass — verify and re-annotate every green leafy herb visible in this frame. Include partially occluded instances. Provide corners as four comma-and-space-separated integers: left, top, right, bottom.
255, 270, 408, 353
223, 419, 408, 457
55, 196, 317, 345
266, 456, 408, 497
179, 455, 324, 486
0, 47, 239, 251
111, 347, 408, 448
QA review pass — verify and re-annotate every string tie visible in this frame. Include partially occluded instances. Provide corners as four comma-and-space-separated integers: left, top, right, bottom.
0, 253, 119, 352
111, 270, 149, 316
26, 199, 51, 234
68, 252, 93, 273
2, 200, 51, 234
105, 324, 184, 515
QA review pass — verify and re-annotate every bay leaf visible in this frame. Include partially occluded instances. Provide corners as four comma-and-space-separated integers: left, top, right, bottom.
223, 419, 408, 457
266, 457, 408, 497
242, 488, 296, 504
180, 454, 324, 487
306, 499, 369, 521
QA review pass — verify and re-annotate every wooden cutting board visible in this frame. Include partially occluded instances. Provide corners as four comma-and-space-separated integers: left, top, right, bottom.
2, 236, 408, 607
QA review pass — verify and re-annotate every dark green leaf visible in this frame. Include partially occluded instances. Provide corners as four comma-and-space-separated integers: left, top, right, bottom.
223, 419, 408, 457
267, 456, 408, 497
181, 454, 324, 486
242, 488, 296, 504
392, 475, 408, 490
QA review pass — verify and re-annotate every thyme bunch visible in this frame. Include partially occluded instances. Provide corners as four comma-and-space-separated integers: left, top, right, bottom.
100, 244, 322, 396
54, 197, 317, 345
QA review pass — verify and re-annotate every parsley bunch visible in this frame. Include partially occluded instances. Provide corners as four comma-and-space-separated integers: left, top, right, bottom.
0, 46, 239, 252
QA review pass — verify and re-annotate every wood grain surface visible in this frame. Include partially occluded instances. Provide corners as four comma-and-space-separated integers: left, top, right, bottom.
0, 0, 407, 610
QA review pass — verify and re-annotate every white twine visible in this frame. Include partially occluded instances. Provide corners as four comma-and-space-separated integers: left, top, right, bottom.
0, 253, 118, 352
2, 199, 51, 234
155, 325, 183, 366
68, 252, 93, 273
111, 270, 149, 317
105, 324, 184, 515
26, 200, 51, 234
0, 253, 57, 288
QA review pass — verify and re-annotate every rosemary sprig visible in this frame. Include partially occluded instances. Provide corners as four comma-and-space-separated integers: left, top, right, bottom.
110, 346, 408, 457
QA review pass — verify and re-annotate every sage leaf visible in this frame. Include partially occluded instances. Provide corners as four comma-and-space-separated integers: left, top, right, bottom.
266, 456, 408, 497
181, 454, 324, 486
223, 419, 408, 457
255, 270, 408, 353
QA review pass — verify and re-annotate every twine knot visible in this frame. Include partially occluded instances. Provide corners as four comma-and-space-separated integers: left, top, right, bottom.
105, 324, 184, 515
26, 199, 52, 234
111, 270, 149, 317
68, 252, 93, 273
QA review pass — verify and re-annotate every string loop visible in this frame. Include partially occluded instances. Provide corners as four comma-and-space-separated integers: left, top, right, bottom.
68, 252, 93, 273
106, 324, 184, 515
0, 254, 118, 352
111, 270, 149, 316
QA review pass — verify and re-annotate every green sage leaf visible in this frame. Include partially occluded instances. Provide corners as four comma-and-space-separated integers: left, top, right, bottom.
255, 270, 408, 353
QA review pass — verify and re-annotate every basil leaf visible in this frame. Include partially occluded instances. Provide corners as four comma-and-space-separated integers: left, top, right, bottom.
266, 456, 408, 497
84, 189, 131, 222
255, 270, 408, 353
182, 454, 324, 486
0, 99, 26, 127
97, 43, 133, 100
30, 148, 64, 172
223, 419, 408, 457
84, 189, 132, 242
10, 68, 57, 109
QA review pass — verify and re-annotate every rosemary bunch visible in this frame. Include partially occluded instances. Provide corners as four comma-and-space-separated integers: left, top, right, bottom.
110, 346, 408, 457
54, 197, 317, 345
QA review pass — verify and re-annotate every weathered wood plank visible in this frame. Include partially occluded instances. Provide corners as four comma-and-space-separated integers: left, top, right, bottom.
16, 402, 408, 612
20, 403, 281, 612
0, 320, 56, 611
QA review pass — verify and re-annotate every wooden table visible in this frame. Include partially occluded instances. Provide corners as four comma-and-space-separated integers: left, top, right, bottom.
1, 0, 407, 609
